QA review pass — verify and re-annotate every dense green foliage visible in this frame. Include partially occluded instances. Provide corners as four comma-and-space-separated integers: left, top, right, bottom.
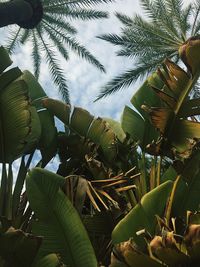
0, 1, 200, 266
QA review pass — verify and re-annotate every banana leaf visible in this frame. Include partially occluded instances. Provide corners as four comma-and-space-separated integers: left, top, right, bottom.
0, 80, 41, 163
42, 98, 119, 163
112, 181, 173, 249
121, 74, 162, 150
26, 168, 97, 267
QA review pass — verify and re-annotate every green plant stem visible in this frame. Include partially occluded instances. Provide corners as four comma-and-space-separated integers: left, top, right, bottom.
156, 156, 162, 186
0, 163, 7, 216
165, 174, 181, 226
12, 153, 34, 217
150, 156, 156, 190
140, 152, 147, 196
126, 190, 137, 208
6, 163, 13, 220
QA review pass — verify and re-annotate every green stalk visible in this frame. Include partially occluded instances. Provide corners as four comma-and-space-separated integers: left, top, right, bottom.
156, 156, 162, 186
12, 153, 34, 217
5, 163, 13, 220
126, 190, 137, 208
0, 163, 7, 216
165, 175, 181, 226
150, 156, 156, 190
140, 152, 147, 196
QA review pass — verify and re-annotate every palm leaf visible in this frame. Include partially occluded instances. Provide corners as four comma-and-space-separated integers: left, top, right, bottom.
36, 28, 70, 103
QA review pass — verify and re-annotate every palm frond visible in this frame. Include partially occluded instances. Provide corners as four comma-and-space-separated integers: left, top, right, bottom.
45, 7, 108, 20
6, 27, 22, 53
44, 21, 105, 72
19, 29, 30, 44
139, 0, 156, 20
44, 0, 114, 8
60, 8, 109, 20
42, 14, 77, 34
36, 27, 70, 103
166, 0, 188, 39
193, 20, 200, 36
115, 12, 133, 27
31, 29, 42, 79
129, 15, 182, 47
182, 4, 192, 36
97, 33, 126, 46
191, 0, 200, 36
95, 63, 154, 100
95, 52, 175, 100
42, 21, 69, 61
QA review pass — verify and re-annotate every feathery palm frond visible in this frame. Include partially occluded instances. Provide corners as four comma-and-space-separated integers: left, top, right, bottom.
1, 0, 114, 103
97, 0, 200, 99
36, 27, 70, 103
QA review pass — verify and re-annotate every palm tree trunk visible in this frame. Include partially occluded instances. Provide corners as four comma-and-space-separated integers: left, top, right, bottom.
0, 0, 33, 27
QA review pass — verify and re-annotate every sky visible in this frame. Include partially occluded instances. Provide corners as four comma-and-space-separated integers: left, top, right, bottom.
1, 0, 142, 121
0, 0, 192, 121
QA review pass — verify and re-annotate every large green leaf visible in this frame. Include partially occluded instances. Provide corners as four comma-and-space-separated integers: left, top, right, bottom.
172, 151, 200, 217
0, 67, 22, 91
17, 71, 58, 165
0, 80, 41, 163
26, 168, 97, 267
42, 98, 119, 162
122, 106, 145, 146
121, 76, 161, 150
103, 117, 126, 142
37, 110, 57, 166
112, 181, 173, 248
18, 71, 47, 104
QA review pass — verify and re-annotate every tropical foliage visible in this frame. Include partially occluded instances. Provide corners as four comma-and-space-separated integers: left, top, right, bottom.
0, 0, 114, 103
96, 0, 200, 99
1, 1, 200, 265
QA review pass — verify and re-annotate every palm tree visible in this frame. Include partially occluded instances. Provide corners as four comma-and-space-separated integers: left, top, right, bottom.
96, 0, 200, 100
0, 0, 114, 103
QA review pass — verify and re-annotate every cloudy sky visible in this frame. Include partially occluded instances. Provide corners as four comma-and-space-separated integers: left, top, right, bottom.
1, 0, 143, 121
0, 0, 192, 121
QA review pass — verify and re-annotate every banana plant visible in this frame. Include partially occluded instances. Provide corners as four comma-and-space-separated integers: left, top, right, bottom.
0, 46, 58, 266
122, 37, 200, 159
110, 212, 200, 267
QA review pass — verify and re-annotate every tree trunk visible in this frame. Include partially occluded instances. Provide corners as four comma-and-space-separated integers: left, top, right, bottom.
0, 0, 33, 27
